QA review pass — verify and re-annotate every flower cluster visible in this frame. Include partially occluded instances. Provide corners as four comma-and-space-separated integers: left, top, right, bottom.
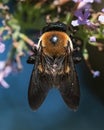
71, 9, 91, 27
0, 0, 104, 88
71, 0, 104, 78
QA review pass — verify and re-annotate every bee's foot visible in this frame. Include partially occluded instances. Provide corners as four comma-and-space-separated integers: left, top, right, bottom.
73, 47, 80, 52
27, 55, 36, 64
31, 46, 38, 54
73, 57, 81, 64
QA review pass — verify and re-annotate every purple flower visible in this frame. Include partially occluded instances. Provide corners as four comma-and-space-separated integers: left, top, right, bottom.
89, 36, 96, 42
71, 9, 91, 26
0, 71, 10, 88
91, 70, 100, 78
84, 0, 94, 2
0, 78, 9, 88
98, 15, 104, 23
0, 62, 12, 88
72, 0, 81, 2
76, 1, 92, 10
0, 61, 5, 70
0, 42, 5, 53
72, 0, 94, 3
101, 8, 104, 13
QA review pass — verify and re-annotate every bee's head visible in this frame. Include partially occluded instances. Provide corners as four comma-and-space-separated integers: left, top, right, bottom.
42, 21, 67, 34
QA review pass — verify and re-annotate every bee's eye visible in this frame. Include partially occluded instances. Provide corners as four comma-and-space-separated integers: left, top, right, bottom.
50, 35, 58, 45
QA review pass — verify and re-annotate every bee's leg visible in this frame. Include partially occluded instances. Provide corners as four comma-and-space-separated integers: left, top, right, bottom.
31, 45, 38, 54
72, 47, 81, 64
73, 47, 80, 52
27, 45, 38, 64
73, 57, 81, 64
27, 54, 36, 64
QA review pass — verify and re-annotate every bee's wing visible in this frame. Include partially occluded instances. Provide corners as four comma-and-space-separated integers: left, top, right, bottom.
28, 65, 52, 110
59, 56, 80, 111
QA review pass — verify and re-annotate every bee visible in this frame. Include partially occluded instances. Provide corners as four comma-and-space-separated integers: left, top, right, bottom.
27, 22, 81, 111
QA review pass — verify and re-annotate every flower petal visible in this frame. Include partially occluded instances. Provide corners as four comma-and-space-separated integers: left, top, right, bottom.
92, 71, 100, 78
89, 36, 96, 42
0, 79, 10, 88
0, 42, 5, 53
98, 15, 104, 23
71, 20, 79, 26
83, 0, 94, 3
0, 61, 5, 70
75, 9, 83, 18
4, 66, 12, 77
101, 8, 104, 13
84, 9, 90, 19
72, 0, 81, 2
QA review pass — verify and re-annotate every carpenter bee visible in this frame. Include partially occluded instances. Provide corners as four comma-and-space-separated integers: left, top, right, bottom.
27, 22, 81, 111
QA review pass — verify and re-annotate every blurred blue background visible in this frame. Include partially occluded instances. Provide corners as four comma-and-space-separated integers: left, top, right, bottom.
0, 39, 104, 130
